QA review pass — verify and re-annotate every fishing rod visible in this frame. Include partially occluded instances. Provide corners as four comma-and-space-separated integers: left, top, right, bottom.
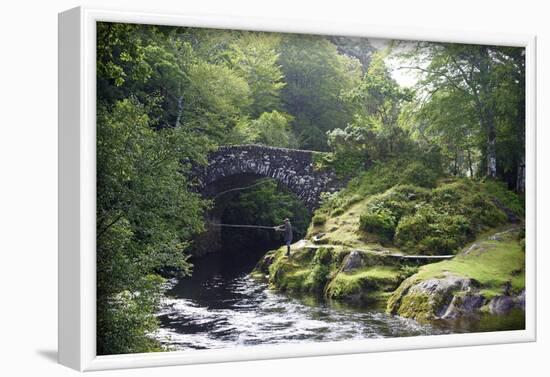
208, 222, 278, 230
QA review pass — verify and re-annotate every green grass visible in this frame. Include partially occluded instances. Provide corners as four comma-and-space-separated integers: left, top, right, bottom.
482, 179, 525, 217
413, 235, 525, 298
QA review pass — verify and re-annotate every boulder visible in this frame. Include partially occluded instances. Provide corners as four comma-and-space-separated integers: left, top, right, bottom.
441, 293, 485, 319
341, 250, 364, 272
387, 273, 477, 321
516, 290, 526, 310
255, 252, 276, 274
488, 293, 525, 315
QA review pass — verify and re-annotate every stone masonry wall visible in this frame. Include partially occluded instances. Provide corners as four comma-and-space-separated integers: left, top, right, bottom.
196, 145, 343, 211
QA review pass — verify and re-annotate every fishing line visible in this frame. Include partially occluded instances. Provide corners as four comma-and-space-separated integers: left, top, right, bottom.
208, 178, 282, 230
211, 178, 273, 200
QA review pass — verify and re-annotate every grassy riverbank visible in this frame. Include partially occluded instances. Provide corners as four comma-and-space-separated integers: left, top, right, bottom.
254, 160, 525, 323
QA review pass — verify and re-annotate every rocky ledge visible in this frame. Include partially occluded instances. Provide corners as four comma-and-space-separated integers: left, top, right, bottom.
386, 227, 525, 322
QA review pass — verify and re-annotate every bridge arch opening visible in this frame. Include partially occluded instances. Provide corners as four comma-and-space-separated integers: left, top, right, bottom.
193, 173, 311, 257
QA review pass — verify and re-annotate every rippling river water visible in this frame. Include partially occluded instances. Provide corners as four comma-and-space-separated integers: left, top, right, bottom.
154, 247, 524, 350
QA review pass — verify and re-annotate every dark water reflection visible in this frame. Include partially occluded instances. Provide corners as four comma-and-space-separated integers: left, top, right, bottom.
154, 247, 524, 350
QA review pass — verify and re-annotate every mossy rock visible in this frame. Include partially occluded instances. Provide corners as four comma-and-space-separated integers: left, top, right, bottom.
387, 228, 525, 321
267, 246, 337, 294
387, 273, 476, 322
326, 266, 404, 302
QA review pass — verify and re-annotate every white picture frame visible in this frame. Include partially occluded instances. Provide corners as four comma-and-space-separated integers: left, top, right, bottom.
58, 6, 537, 371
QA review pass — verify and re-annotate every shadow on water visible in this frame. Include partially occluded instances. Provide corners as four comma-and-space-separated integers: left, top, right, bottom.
167, 244, 271, 309
431, 308, 525, 334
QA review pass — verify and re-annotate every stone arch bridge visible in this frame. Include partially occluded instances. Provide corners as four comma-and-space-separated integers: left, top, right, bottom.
191, 145, 345, 254
195, 144, 344, 211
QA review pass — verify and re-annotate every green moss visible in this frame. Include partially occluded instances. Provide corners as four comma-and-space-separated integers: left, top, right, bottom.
326, 266, 404, 300
386, 274, 460, 321
415, 237, 525, 294
266, 246, 336, 294
396, 290, 441, 321
249, 270, 266, 280
268, 252, 308, 292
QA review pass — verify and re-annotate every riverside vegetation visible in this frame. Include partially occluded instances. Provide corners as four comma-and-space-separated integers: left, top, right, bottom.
254, 157, 525, 322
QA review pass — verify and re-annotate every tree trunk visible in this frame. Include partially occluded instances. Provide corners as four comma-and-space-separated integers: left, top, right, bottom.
175, 95, 184, 127
453, 147, 459, 176
516, 158, 525, 193
466, 147, 474, 177
478, 46, 498, 178
485, 112, 497, 178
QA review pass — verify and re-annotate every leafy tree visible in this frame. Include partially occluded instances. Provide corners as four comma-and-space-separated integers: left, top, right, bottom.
398, 43, 525, 189
278, 34, 362, 150
226, 33, 286, 117
492, 47, 525, 191
96, 22, 153, 103
329, 36, 376, 71
325, 52, 413, 176
406, 88, 480, 177
185, 60, 251, 139
96, 98, 210, 354
339, 52, 413, 156
228, 110, 297, 148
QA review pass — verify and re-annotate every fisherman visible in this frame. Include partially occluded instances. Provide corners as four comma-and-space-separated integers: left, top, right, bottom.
275, 218, 293, 257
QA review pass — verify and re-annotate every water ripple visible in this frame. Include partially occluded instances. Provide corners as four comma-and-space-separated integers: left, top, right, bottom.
154, 275, 442, 350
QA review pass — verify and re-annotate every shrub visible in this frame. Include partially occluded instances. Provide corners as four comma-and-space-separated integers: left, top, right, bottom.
359, 185, 430, 243
331, 207, 345, 216
396, 205, 474, 255
431, 181, 507, 232
359, 210, 396, 241
394, 211, 430, 251
392, 180, 509, 255
312, 214, 327, 226
399, 161, 439, 188
399, 265, 419, 279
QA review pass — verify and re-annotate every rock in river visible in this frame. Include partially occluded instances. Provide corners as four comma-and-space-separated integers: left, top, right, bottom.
387, 273, 478, 322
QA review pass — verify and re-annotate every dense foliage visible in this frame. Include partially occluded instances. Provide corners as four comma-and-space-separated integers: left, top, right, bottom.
359, 181, 509, 255
96, 98, 209, 354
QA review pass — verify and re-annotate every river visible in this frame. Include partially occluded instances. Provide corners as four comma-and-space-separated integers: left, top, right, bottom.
154, 246, 524, 351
